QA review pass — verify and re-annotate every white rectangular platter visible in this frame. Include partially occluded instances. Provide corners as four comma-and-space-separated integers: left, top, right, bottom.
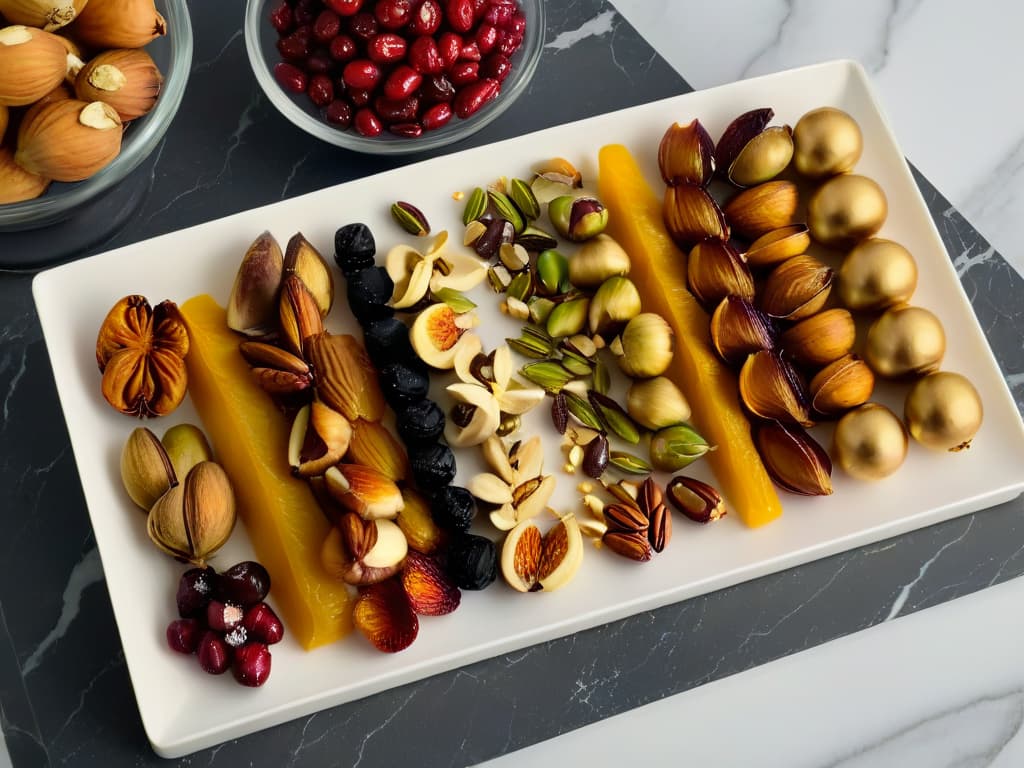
33, 60, 1024, 758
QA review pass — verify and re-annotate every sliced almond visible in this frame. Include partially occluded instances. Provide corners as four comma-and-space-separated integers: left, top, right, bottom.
468, 472, 513, 505
362, 519, 408, 568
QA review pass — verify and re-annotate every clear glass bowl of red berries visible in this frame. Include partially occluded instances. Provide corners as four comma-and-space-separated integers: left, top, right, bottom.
244, 0, 544, 153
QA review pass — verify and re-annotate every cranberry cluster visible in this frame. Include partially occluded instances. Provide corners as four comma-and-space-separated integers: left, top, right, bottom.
165, 561, 284, 688
267, 0, 527, 138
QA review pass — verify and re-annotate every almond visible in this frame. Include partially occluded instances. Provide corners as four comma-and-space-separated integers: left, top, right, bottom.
307, 333, 386, 422
348, 419, 410, 482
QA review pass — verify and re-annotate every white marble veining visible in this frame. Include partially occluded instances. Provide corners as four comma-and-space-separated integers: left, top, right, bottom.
611, 0, 1024, 277
480, 572, 1024, 767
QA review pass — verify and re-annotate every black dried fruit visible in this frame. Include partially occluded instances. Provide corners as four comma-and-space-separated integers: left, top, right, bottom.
216, 561, 271, 607
582, 433, 610, 478
446, 533, 497, 591
474, 217, 515, 260
378, 359, 430, 409
410, 442, 456, 492
334, 223, 376, 276
398, 399, 446, 445
431, 485, 476, 532
346, 266, 394, 323
363, 316, 414, 365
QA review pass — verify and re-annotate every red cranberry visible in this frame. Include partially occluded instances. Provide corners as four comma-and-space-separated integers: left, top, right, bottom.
453, 76, 499, 118
408, 0, 441, 35
217, 561, 271, 607
326, 99, 354, 127
329, 33, 357, 61
375, 95, 419, 122
382, 64, 422, 99
367, 32, 407, 62
325, 0, 365, 15
419, 73, 455, 103
268, 1, 294, 34
243, 603, 285, 644
342, 58, 381, 89
348, 10, 379, 39
348, 86, 372, 106
475, 23, 498, 54
459, 41, 481, 61
277, 28, 312, 60
484, 0, 514, 27
294, 0, 318, 25
421, 101, 452, 130
233, 643, 272, 687
313, 9, 342, 42
389, 122, 423, 138
308, 74, 335, 106
207, 600, 245, 633
448, 61, 478, 86
197, 631, 232, 675
176, 567, 217, 618
166, 618, 202, 654
408, 35, 442, 74
508, 10, 526, 36
374, 0, 412, 29
497, 29, 522, 56
305, 52, 332, 74
479, 52, 510, 81
445, 0, 474, 33
471, 0, 487, 20
438, 32, 462, 69
354, 108, 383, 136
273, 61, 309, 93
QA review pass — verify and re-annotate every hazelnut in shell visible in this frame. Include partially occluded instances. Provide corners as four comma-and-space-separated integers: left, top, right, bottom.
75, 48, 163, 121
0, 24, 68, 107
0, 145, 49, 203
15, 99, 123, 182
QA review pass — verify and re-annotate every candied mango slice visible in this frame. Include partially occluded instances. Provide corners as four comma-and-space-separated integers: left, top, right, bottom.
598, 144, 782, 527
180, 294, 353, 649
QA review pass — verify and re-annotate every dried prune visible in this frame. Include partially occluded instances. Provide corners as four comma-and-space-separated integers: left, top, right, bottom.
397, 399, 445, 445
363, 316, 415, 365
409, 441, 456, 492
446, 533, 497, 590
334, 223, 376, 276
378, 359, 430, 409
430, 485, 475, 532
346, 266, 394, 323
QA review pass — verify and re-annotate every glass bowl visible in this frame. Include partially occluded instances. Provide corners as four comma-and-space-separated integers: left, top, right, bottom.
0, 0, 193, 232
244, 0, 544, 155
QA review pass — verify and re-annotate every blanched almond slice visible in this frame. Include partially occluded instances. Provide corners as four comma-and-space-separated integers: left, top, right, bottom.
468, 472, 513, 504
482, 435, 515, 484
362, 519, 408, 568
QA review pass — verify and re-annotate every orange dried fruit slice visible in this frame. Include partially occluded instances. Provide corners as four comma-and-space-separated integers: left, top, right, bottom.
395, 488, 444, 554
353, 578, 419, 653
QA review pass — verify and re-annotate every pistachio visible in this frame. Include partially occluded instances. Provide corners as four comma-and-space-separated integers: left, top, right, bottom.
226, 231, 284, 337
582, 433, 610, 478
559, 347, 593, 377
563, 390, 602, 430
434, 287, 477, 314
462, 187, 487, 224
609, 451, 652, 475
502, 297, 530, 320
709, 296, 776, 367
666, 476, 725, 523
528, 296, 556, 324
615, 313, 674, 379
537, 249, 571, 295
548, 195, 608, 242
534, 157, 582, 189
287, 401, 353, 477
589, 390, 640, 444
546, 296, 589, 338
487, 264, 512, 292
564, 334, 597, 358
649, 423, 710, 472
592, 359, 611, 396
728, 125, 794, 188
722, 180, 799, 240
516, 225, 559, 252
520, 360, 574, 394
283, 232, 334, 317
509, 178, 541, 220
662, 183, 728, 248
161, 423, 213, 482
390, 200, 430, 236
780, 308, 855, 367
507, 334, 553, 359
147, 462, 236, 565
714, 107, 774, 180
809, 354, 875, 416
463, 219, 487, 246
744, 224, 810, 268
499, 242, 530, 272
658, 118, 715, 187
489, 189, 525, 234
568, 234, 631, 289
121, 426, 176, 511
687, 240, 755, 307
506, 270, 534, 302
754, 421, 833, 496
760, 255, 833, 321
626, 376, 691, 431
738, 350, 813, 426
588, 276, 642, 335
279, 274, 325, 358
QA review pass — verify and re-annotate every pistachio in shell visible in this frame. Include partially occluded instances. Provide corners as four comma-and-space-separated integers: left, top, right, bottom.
759, 254, 833, 321
744, 224, 810, 269
161, 423, 213, 481
284, 232, 334, 317
728, 125, 794, 188
147, 461, 236, 565
714, 107, 774, 178
567, 234, 630, 289
626, 376, 691, 431
588, 276, 641, 335
663, 183, 728, 248
227, 231, 284, 337
809, 354, 875, 416
121, 426, 176, 511
658, 118, 715, 187
780, 308, 855, 368
722, 180, 799, 241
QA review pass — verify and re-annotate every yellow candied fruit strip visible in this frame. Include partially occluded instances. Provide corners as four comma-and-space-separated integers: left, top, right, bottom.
598, 144, 782, 527
180, 294, 353, 649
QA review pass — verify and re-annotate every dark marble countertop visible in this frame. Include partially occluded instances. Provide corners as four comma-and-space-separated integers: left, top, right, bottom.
1, 1, 1022, 766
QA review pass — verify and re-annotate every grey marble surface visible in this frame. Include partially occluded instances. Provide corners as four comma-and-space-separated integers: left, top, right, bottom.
0, 1, 1022, 766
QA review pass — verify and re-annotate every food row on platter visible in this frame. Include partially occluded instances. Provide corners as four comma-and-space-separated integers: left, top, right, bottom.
91, 103, 981, 687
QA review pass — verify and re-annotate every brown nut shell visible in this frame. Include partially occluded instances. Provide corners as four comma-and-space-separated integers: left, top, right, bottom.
809, 354, 875, 416
780, 308, 855, 367
738, 350, 812, 427
15, 99, 122, 182
760, 254, 833, 320
658, 118, 715, 187
72, 0, 167, 49
75, 48, 163, 121
663, 183, 728, 248
686, 239, 755, 308
0, 145, 49, 203
728, 125, 794, 188
744, 224, 810, 268
754, 421, 833, 496
0, 25, 67, 106
709, 295, 775, 366
722, 180, 799, 240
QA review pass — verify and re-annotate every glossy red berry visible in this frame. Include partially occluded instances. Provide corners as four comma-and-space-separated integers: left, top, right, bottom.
348, 86, 372, 106
325, 0, 365, 15
326, 99, 354, 127
348, 10, 379, 39
421, 102, 452, 130
176, 567, 217, 618
408, 0, 441, 35
374, 0, 412, 29
367, 32, 407, 62
389, 122, 423, 138
233, 643, 272, 687
419, 74, 455, 103
217, 561, 271, 607
497, 29, 523, 56
305, 52, 332, 74
375, 95, 419, 122
382, 64, 422, 99
166, 619, 202, 654
197, 631, 232, 675
308, 74, 335, 107
453, 77, 499, 118
459, 41, 481, 61
273, 61, 308, 93
448, 61, 478, 86
268, 1, 294, 34
276, 28, 312, 60
484, 0, 514, 27
329, 33, 358, 61
445, 0, 474, 33
437, 32, 462, 69
293, 0, 318, 25
354, 108, 384, 136
475, 23, 498, 54
408, 35, 442, 74
206, 600, 245, 633
342, 58, 382, 89
479, 52, 510, 81
242, 603, 285, 645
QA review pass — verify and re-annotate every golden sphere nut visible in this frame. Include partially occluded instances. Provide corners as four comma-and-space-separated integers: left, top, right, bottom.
807, 174, 887, 249
832, 403, 908, 480
838, 238, 918, 312
905, 371, 983, 452
864, 305, 945, 378
793, 107, 863, 178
